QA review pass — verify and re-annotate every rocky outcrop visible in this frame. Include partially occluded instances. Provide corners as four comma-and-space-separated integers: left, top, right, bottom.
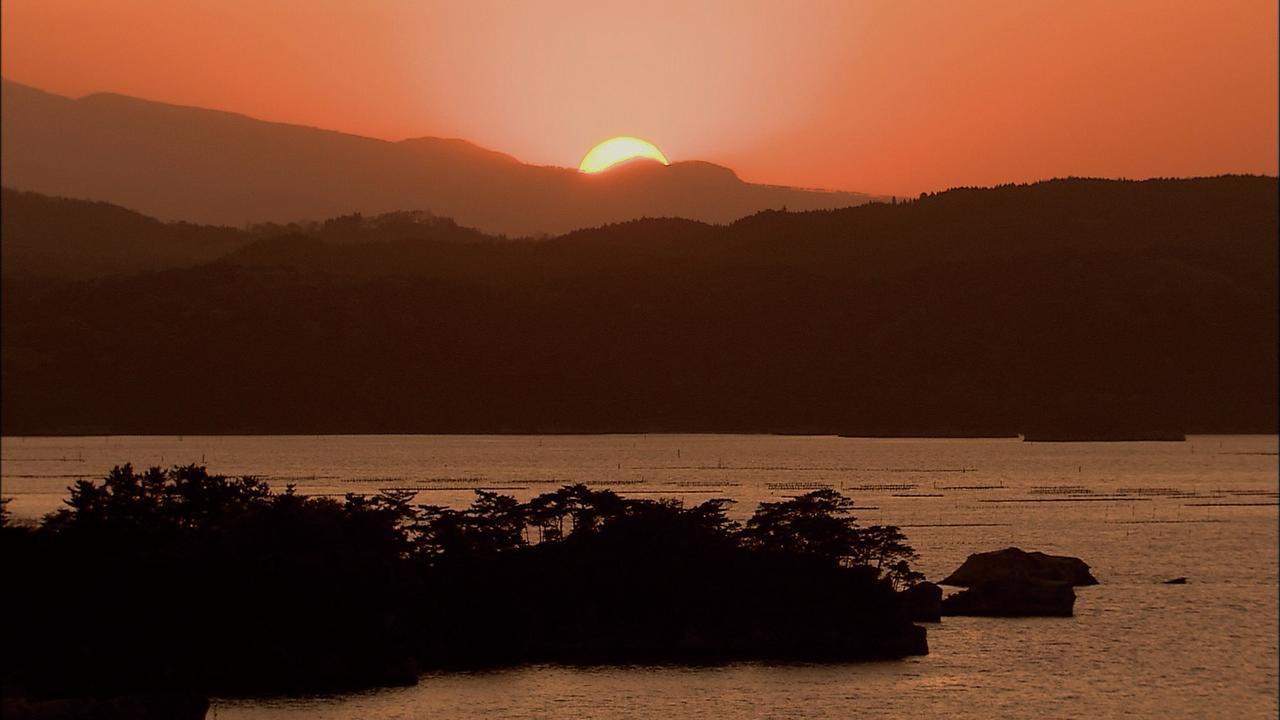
941, 576, 1076, 617
940, 547, 1098, 587
898, 581, 942, 623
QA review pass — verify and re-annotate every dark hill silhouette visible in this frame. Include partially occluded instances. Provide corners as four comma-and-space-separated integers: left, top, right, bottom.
0, 188, 250, 279
1, 176, 1275, 436
0, 79, 873, 236
0, 187, 512, 280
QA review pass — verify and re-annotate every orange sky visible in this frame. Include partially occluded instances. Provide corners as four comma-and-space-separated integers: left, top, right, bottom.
2, 0, 1276, 195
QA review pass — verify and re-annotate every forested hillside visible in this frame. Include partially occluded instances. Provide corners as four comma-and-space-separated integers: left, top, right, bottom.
3, 176, 1275, 435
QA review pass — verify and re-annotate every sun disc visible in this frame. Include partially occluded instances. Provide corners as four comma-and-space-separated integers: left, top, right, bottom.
579, 136, 669, 173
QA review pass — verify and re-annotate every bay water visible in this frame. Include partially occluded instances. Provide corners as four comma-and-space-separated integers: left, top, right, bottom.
3, 434, 1275, 719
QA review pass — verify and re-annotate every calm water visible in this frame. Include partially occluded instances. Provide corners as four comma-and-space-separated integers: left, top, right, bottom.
2, 434, 1276, 719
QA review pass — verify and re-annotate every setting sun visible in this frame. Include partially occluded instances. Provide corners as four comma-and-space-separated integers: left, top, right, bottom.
579, 136, 669, 173
0, 2, 1276, 716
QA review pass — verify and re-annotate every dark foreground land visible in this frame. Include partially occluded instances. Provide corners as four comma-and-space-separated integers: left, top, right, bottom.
1, 467, 927, 702
2, 176, 1276, 436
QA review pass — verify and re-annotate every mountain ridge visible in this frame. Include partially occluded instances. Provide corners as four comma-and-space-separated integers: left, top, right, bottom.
0, 78, 875, 236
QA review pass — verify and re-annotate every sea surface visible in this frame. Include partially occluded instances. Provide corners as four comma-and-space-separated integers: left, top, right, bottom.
2, 434, 1276, 719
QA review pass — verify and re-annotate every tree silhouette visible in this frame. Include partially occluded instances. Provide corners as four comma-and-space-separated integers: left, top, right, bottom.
741, 488, 862, 562
740, 490, 925, 588
852, 525, 924, 589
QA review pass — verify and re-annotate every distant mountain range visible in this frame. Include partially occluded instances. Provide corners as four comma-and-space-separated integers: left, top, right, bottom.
0, 79, 875, 236
2, 176, 1275, 436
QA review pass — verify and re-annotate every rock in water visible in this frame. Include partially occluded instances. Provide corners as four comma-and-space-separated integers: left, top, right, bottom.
899, 581, 943, 623
940, 547, 1098, 587
941, 576, 1076, 617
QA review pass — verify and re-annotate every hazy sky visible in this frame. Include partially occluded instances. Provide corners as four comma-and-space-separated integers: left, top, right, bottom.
2, 0, 1276, 195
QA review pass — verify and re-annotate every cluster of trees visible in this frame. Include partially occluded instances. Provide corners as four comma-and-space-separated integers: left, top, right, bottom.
32, 465, 923, 585
2, 467, 928, 699
397, 483, 924, 587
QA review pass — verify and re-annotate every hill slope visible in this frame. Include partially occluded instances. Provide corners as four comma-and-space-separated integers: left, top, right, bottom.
0, 79, 873, 236
0, 188, 252, 280
1, 176, 1275, 435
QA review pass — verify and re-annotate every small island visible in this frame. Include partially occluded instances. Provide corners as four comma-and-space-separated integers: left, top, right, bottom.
1, 467, 930, 709
938, 547, 1099, 617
